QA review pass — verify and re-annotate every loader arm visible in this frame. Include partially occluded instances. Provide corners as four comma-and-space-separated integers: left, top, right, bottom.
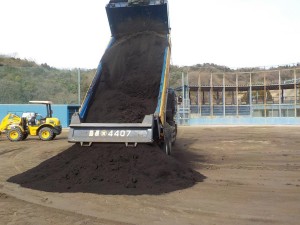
0, 113, 21, 133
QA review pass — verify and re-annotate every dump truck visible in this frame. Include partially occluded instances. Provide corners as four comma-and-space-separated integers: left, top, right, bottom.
68, 0, 177, 154
0, 101, 62, 141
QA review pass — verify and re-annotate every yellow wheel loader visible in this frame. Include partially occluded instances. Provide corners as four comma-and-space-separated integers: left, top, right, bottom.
0, 101, 62, 141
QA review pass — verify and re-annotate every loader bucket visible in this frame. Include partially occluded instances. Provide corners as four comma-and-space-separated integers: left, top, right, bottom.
106, 0, 170, 37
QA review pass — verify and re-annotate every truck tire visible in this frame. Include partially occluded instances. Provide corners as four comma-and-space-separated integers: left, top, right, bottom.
39, 127, 54, 141
162, 123, 173, 155
7, 128, 24, 142
163, 139, 171, 155
168, 121, 177, 146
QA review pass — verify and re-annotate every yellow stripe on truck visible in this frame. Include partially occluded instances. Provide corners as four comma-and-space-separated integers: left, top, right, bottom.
159, 38, 171, 126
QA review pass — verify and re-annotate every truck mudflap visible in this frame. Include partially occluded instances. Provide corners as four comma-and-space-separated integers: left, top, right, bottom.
68, 114, 156, 147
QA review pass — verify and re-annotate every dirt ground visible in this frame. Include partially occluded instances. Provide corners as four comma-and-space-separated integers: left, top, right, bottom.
0, 126, 300, 225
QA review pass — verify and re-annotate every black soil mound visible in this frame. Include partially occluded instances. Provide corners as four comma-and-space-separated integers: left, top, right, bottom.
7, 26, 205, 195
8, 144, 205, 195
85, 32, 167, 123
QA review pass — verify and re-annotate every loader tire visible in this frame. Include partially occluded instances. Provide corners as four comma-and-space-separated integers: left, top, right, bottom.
7, 128, 24, 142
39, 127, 54, 141
22, 133, 28, 140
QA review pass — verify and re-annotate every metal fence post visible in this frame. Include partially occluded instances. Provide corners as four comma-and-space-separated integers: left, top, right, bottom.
236, 73, 238, 117
250, 73, 252, 117
210, 73, 213, 116
294, 69, 297, 117
78, 68, 81, 105
279, 70, 282, 117
223, 73, 226, 117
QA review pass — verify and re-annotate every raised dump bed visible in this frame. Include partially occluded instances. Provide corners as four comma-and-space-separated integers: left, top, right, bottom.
68, 0, 176, 154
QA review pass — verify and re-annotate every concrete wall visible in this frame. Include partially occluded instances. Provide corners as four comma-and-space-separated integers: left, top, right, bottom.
189, 117, 300, 125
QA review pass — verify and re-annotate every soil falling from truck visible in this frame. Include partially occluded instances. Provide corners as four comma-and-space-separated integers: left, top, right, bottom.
85, 31, 168, 123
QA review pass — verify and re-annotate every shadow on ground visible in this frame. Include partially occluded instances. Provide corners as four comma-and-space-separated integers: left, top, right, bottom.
7, 142, 206, 195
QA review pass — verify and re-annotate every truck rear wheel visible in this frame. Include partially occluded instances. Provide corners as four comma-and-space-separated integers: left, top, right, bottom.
39, 127, 54, 141
163, 139, 171, 155
7, 128, 24, 142
168, 121, 177, 146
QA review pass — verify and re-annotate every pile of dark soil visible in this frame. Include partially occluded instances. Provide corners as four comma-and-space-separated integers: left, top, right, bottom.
8, 144, 205, 195
7, 24, 205, 195
85, 31, 167, 123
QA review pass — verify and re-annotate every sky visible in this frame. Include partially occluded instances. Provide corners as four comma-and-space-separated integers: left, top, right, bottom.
0, 0, 300, 69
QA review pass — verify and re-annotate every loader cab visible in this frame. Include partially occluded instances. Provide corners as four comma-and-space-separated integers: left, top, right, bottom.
22, 112, 37, 126
21, 112, 45, 126
22, 101, 54, 126
29, 101, 53, 118
27, 101, 62, 140
46, 104, 53, 118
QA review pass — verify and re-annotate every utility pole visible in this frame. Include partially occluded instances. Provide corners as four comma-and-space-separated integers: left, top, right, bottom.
78, 68, 81, 105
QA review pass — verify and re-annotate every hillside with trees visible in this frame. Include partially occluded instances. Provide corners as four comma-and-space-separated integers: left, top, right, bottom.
0, 56, 95, 104
0, 55, 299, 104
